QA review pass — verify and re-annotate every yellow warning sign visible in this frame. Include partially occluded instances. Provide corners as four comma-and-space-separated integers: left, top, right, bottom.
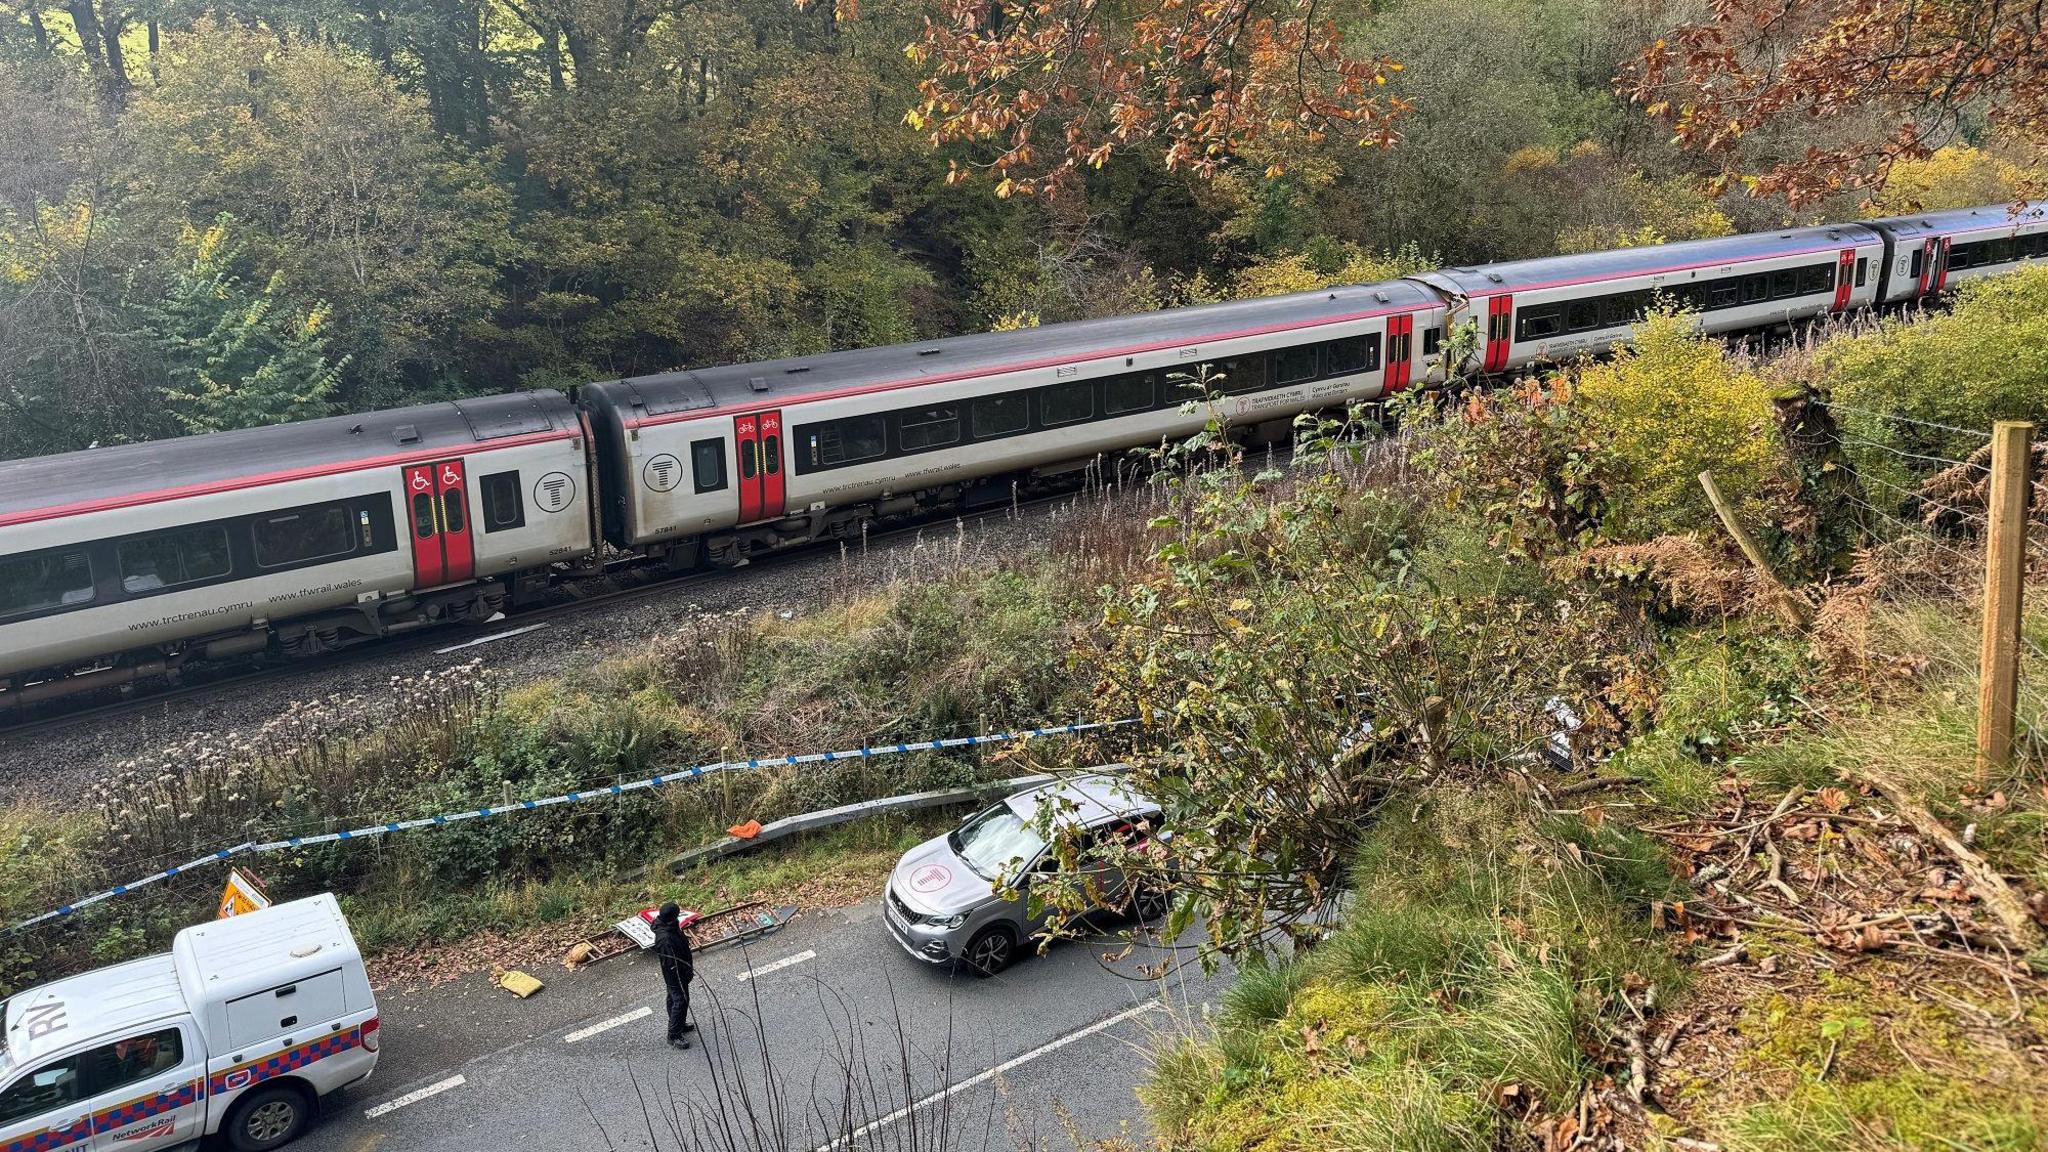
218, 869, 272, 919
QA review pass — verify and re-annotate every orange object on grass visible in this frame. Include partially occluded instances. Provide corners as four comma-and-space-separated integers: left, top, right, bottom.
728, 820, 764, 839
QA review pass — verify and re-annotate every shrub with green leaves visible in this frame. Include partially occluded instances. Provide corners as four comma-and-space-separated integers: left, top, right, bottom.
1572, 310, 1792, 543
1818, 264, 2048, 500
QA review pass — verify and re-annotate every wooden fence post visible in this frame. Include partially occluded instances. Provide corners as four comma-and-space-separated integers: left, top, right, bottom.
1698, 470, 1809, 629
1977, 421, 2036, 778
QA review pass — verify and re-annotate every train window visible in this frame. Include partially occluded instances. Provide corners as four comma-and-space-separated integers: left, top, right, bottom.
1421, 327, 1442, 356
0, 548, 93, 619
1515, 305, 1563, 341
441, 490, 465, 534
763, 435, 779, 475
1274, 345, 1319, 385
1212, 356, 1270, 396
1798, 264, 1834, 294
1103, 374, 1155, 415
1389, 329, 1411, 364
1949, 242, 1976, 269
1909, 247, 1924, 279
691, 439, 727, 493
971, 393, 1029, 438
1769, 270, 1797, 298
117, 525, 231, 593
1325, 334, 1381, 374
1040, 381, 1093, 425
807, 415, 887, 469
1740, 275, 1768, 304
412, 493, 434, 539
1706, 281, 1738, 309
1565, 299, 1599, 331
254, 502, 358, 568
481, 471, 526, 531
898, 406, 960, 453
1855, 257, 1868, 287
1993, 238, 2015, 263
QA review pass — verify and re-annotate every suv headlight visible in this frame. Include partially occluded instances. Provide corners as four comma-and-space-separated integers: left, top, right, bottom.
937, 913, 968, 929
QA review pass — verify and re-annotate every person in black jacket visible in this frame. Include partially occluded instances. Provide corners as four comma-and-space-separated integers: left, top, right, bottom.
652, 903, 698, 1049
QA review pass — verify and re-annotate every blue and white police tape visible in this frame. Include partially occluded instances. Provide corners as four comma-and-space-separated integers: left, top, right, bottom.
11, 717, 1139, 932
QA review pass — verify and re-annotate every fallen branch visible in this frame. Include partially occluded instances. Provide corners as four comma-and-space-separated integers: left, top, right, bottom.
1553, 775, 1645, 798
1845, 766, 2045, 953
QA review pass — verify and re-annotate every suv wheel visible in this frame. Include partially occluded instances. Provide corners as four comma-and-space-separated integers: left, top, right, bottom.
228, 1085, 311, 1150
962, 927, 1015, 977
1132, 884, 1170, 923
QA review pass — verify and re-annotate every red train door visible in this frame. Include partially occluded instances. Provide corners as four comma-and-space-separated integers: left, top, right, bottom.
733, 411, 786, 524
1917, 238, 1940, 296
1933, 237, 1952, 293
1482, 295, 1514, 374
1384, 314, 1414, 393
1832, 248, 1857, 312
402, 459, 474, 587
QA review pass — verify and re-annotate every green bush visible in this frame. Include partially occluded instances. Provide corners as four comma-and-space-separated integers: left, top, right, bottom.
1820, 265, 2048, 489
1573, 310, 1792, 542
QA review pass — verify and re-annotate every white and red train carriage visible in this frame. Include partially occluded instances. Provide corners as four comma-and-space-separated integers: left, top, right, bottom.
0, 393, 591, 705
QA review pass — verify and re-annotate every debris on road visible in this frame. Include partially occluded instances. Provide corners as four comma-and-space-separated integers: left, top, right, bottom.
564, 902, 798, 970
497, 969, 545, 997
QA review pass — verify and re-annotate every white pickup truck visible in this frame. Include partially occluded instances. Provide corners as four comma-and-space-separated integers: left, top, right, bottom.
0, 894, 379, 1151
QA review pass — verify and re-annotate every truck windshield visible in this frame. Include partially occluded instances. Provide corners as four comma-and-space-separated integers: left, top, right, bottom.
947, 803, 1047, 881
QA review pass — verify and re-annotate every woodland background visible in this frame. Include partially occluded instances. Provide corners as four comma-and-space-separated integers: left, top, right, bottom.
1, 0, 2038, 460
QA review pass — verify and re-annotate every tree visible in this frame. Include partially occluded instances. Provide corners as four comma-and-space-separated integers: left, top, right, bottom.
1040, 414, 1636, 961
147, 216, 346, 433
123, 23, 513, 406
1863, 143, 2044, 215
1624, 0, 2048, 204
0, 63, 162, 456
906, 0, 1407, 198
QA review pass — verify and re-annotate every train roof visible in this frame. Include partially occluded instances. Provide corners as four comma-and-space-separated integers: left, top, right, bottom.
0, 390, 578, 524
581, 279, 1443, 423
1860, 201, 2048, 240
1418, 222, 1884, 296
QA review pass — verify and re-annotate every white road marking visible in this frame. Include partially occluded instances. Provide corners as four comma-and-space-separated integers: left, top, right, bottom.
737, 949, 816, 982
811, 1000, 1161, 1151
563, 1005, 653, 1043
363, 1075, 467, 1119
435, 623, 548, 654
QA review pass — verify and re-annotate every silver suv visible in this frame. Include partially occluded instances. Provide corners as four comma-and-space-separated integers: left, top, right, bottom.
882, 774, 1166, 976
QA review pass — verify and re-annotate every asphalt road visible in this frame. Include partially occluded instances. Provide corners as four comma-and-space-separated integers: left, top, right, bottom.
300, 900, 1227, 1152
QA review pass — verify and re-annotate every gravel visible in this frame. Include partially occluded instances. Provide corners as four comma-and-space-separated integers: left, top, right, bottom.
0, 496, 1085, 806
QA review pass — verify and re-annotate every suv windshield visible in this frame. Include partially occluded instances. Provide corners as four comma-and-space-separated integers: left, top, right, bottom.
948, 802, 1048, 880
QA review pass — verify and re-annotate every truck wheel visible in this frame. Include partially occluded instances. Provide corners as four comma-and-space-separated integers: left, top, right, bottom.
228, 1085, 312, 1150
962, 927, 1015, 977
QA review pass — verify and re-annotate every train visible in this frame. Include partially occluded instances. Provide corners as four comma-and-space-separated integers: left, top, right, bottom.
2, 200, 2043, 710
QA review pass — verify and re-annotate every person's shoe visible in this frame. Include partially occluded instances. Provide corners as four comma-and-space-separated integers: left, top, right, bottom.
669, 1039, 691, 1050
683, 1022, 698, 1033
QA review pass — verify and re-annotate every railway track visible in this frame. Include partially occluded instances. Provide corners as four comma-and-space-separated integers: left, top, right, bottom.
0, 488, 1096, 743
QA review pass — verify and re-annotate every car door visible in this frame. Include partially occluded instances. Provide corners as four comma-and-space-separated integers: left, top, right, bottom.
81, 1026, 205, 1150
0, 1054, 90, 1152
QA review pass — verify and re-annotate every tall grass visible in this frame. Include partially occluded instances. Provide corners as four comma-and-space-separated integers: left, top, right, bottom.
1142, 791, 1675, 1151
